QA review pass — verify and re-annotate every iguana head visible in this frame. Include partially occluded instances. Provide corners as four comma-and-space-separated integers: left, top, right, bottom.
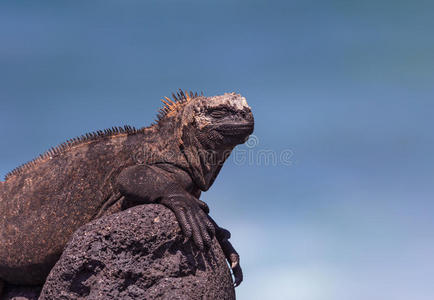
157, 90, 254, 190
158, 90, 253, 149
183, 92, 254, 149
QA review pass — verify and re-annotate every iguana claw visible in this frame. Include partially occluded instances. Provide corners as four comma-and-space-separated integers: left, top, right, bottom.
160, 194, 215, 250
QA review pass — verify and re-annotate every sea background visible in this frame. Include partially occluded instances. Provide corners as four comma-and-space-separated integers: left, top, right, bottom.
1, 1, 434, 299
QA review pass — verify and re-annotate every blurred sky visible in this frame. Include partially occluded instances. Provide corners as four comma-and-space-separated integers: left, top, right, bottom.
1, 1, 434, 299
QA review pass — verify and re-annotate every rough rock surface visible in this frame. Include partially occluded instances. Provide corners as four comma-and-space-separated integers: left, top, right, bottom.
39, 204, 235, 300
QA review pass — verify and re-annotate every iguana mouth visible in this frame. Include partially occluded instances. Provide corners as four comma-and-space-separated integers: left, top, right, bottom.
215, 123, 254, 137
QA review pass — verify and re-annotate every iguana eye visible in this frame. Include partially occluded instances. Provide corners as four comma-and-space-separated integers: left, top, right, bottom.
210, 109, 227, 118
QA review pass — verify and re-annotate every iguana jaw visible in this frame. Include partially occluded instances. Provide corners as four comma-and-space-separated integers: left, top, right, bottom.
203, 121, 253, 148
214, 122, 254, 137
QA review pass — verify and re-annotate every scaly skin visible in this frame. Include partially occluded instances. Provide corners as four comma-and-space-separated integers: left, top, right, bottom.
0, 90, 253, 289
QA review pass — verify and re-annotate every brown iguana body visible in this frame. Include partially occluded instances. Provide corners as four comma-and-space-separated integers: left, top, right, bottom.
0, 91, 253, 289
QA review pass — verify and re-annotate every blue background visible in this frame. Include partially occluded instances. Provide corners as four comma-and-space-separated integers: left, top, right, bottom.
1, 1, 434, 299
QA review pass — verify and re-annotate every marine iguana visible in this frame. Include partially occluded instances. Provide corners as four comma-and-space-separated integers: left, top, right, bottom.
0, 90, 253, 291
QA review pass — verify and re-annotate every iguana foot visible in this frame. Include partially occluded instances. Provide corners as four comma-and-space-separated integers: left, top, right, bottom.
160, 194, 215, 250
163, 198, 243, 286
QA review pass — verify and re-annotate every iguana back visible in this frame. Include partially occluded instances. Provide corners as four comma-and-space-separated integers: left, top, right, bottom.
0, 128, 153, 283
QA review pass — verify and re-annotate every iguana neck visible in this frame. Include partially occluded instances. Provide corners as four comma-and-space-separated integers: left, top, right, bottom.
143, 114, 233, 192
180, 126, 234, 191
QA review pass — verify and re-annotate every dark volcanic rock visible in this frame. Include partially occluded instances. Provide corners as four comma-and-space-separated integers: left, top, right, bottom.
39, 204, 235, 300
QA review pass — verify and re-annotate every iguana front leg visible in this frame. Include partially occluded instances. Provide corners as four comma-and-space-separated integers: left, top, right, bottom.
116, 164, 215, 249
176, 195, 243, 286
